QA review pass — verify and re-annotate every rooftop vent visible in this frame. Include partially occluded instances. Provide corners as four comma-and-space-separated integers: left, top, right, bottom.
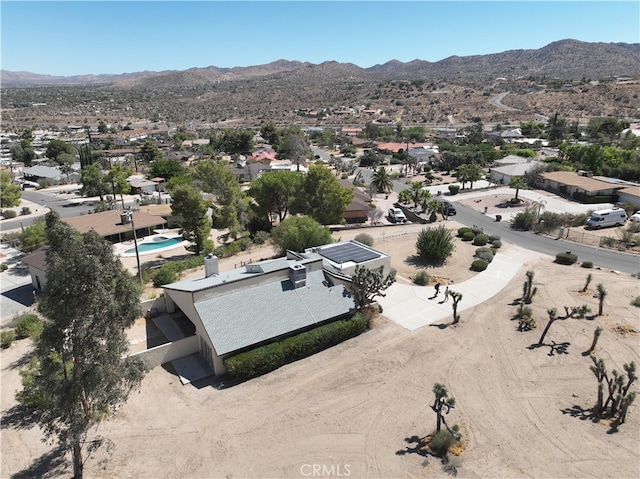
289, 264, 307, 289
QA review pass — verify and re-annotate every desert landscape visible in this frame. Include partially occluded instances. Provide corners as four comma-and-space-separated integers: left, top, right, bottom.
2, 219, 639, 479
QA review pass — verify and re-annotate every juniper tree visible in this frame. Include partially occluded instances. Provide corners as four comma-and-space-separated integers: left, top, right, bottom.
16, 212, 147, 478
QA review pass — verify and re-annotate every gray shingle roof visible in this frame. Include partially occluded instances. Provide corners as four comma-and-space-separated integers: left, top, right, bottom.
195, 269, 357, 355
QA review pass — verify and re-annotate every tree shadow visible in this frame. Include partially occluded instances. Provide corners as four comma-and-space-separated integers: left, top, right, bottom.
1, 403, 43, 430
429, 323, 451, 330
6, 348, 35, 370
527, 341, 570, 356
10, 445, 70, 479
395, 435, 430, 457
560, 404, 594, 421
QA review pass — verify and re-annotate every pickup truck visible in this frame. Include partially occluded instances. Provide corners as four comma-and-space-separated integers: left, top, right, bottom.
389, 207, 407, 223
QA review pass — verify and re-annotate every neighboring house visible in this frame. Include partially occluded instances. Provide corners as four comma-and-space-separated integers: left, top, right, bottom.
338, 179, 375, 224
538, 171, 624, 200
165, 151, 195, 162
616, 186, 640, 209
232, 161, 269, 182
63, 209, 167, 243
23, 164, 81, 184
128, 175, 158, 194
159, 243, 387, 378
21, 246, 48, 291
488, 156, 543, 184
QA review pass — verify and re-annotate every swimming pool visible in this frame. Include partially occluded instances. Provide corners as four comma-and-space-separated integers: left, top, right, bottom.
124, 236, 183, 254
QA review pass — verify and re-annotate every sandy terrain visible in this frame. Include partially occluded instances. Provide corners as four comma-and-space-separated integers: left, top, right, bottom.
2, 222, 639, 479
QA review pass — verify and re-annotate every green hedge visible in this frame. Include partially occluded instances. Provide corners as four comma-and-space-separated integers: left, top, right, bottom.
572, 192, 619, 204
224, 313, 366, 380
448, 185, 460, 195
471, 259, 489, 271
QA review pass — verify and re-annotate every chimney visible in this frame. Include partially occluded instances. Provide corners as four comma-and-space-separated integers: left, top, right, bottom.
204, 254, 219, 278
289, 264, 307, 289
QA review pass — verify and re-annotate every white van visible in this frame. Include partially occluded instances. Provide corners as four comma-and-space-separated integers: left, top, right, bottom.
586, 208, 628, 229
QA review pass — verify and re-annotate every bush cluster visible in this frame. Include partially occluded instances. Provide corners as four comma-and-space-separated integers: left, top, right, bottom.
471, 259, 488, 271
457, 227, 472, 237
354, 233, 374, 247
224, 313, 367, 380
448, 185, 460, 195
555, 251, 578, 265
581, 261, 594, 268
472, 233, 489, 246
14, 314, 43, 340
1, 330, 16, 348
462, 231, 475, 241
2, 210, 17, 219
474, 247, 494, 263
414, 271, 430, 286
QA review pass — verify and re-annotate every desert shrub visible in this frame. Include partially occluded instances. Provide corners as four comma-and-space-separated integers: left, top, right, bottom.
414, 271, 430, 286
448, 185, 460, 195
416, 225, 455, 265
252, 230, 271, 245
443, 455, 463, 476
490, 247, 497, 255
581, 261, 594, 268
627, 222, 640, 234
2, 209, 17, 219
511, 208, 537, 231
1, 330, 16, 348
555, 251, 578, 265
471, 259, 488, 271
473, 234, 489, 246
631, 296, 640, 307
462, 231, 475, 241
429, 430, 457, 457
600, 236, 616, 247
14, 314, 43, 340
354, 233, 374, 247
236, 237, 253, 251
471, 226, 484, 236
152, 266, 177, 287
1, 263, 8, 271
457, 227, 472, 237
474, 247, 494, 263
487, 234, 501, 242
20, 207, 32, 216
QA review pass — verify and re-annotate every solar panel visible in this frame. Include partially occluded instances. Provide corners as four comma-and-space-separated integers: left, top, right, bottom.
318, 242, 380, 264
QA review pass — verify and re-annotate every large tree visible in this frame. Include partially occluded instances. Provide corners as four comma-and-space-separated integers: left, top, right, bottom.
79, 163, 107, 201
1, 170, 22, 207
45, 139, 77, 163
170, 184, 211, 256
16, 212, 146, 479
105, 164, 133, 208
270, 215, 333, 255
297, 164, 354, 225
248, 170, 303, 225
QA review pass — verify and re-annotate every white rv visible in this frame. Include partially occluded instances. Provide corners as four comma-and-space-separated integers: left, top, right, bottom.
586, 208, 628, 229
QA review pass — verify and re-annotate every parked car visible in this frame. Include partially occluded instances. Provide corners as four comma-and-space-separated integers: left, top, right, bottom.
439, 201, 457, 216
629, 212, 640, 223
389, 207, 407, 223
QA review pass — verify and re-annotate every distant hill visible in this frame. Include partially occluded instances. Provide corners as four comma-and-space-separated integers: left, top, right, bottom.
2, 40, 639, 87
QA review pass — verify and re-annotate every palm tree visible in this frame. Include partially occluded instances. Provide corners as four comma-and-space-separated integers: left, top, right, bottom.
456, 164, 471, 190
509, 176, 528, 201
467, 163, 483, 189
410, 181, 424, 208
371, 167, 393, 195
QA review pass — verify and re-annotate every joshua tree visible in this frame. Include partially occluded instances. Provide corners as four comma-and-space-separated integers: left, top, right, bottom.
590, 356, 637, 425
582, 273, 593, 293
522, 270, 537, 304
450, 291, 463, 324
432, 383, 456, 433
537, 305, 590, 345
586, 326, 603, 355
596, 283, 607, 316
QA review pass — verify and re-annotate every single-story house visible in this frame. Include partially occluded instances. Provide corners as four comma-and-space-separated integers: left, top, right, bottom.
538, 171, 624, 200
338, 179, 375, 224
63, 209, 167, 243
154, 241, 390, 378
21, 246, 48, 290
489, 159, 544, 185
616, 186, 640, 209
128, 175, 158, 194
23, 164, 81, 184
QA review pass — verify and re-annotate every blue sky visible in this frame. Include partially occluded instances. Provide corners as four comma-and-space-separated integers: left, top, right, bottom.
1, 1, 639, 76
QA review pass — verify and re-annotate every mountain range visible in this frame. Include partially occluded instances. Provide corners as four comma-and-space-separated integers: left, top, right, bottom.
2, 40, 639, 87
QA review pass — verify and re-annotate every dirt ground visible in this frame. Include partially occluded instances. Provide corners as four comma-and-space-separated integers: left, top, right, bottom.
2, 223, 640, 479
